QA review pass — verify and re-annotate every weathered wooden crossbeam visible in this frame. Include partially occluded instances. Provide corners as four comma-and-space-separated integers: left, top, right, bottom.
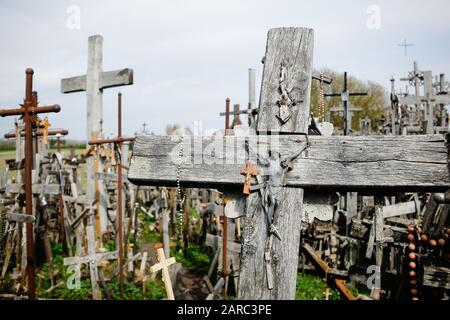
63, 251, 118, 266
128, 134, 450, 192
5, 183, 61, 195
4, 129, 68, 139
61, 69, 133, 93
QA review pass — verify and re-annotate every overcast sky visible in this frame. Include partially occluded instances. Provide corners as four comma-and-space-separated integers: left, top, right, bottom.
1, 0, 449, 140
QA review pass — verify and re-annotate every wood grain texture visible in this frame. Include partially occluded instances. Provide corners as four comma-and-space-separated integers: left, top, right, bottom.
61, 75, 86, 93
256, 27, 314, 133
100, 69, 133, 89
128, 134, 450, 192
239, 27, 313, 300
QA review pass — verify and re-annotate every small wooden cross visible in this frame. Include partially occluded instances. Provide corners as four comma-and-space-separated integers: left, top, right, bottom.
239, 161, 258, 195
63, 225, 118, 300
323, 288, 331, 300
150, 248, 176, 300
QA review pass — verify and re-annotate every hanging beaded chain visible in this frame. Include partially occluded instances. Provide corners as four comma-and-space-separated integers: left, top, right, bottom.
318, 73, 325, 123
406, 225, 419, 300
176, 135, 185, 236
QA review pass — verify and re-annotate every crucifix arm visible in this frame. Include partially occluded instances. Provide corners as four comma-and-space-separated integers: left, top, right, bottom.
61, 75, 86, 93
61, 68, 133, 93
0, 105, 60, 117
100, 69, 133, 89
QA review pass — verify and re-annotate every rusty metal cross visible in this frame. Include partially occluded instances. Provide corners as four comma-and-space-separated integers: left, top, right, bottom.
0, 68, 61, 300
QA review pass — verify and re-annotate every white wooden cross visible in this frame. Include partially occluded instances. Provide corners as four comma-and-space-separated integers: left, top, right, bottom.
149, 248, 176, 300
61, 34, 133, 237
323, 288, 331, 300
63, 225, 118, 300
61, 35, 133, 140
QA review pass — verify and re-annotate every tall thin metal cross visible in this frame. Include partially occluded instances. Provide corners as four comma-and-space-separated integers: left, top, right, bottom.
398, 38, 414, 56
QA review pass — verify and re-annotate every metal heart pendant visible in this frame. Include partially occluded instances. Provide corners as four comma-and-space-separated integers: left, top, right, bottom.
317, 121, 334, 136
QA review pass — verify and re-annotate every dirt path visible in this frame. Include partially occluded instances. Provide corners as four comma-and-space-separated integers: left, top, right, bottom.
176, 268, 209, 300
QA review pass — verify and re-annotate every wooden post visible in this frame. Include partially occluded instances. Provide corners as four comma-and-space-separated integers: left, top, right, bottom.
117, 92, 124, 298
239, 27, 314, 299
232, 104, 242, 128
248, 68, 256, 127
225, 98, 230, 134
161, 189, 170, 258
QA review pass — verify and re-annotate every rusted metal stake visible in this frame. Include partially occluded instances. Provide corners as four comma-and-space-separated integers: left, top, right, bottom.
24, 70, 35, 300
56, 135, 61, 152
222, 97, 230, 296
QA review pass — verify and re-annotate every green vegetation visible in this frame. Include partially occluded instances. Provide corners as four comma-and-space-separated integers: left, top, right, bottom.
0, 150, 15, 172
295, 274, 340, 300
104, 239, 116, 252
108, 279, 166, 300
0, 241, 167, 300
310, 68, 387, 132
171, 243, 211, 274
190, 207, 199, 218
141, 229, 162, 243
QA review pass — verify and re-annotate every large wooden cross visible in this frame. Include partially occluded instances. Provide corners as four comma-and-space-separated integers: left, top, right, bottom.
61, 35, 133, 140
61, 34, 133, 240
128, 27, 450, 299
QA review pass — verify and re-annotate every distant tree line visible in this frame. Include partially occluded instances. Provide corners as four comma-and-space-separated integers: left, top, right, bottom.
310, 68, 388, 132
0, 139, 87, 151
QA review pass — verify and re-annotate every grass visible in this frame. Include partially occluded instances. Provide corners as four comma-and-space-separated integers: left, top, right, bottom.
0, 242, 167, 300
0, 150, 15, 173
296, 274, 340, 300
171, 243, 211, 274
